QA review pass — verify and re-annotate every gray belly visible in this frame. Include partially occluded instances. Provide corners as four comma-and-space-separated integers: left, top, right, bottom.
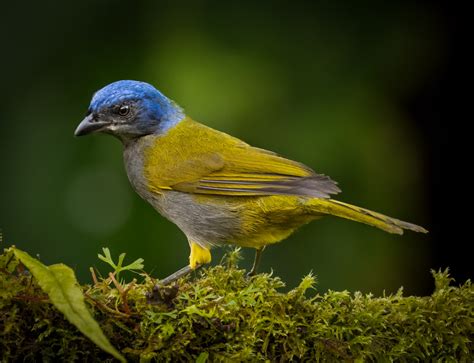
123, 138, 241, 247
148, 191, 242, 247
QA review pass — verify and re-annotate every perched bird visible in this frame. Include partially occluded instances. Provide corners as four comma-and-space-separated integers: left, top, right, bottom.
75, 80, 427, 283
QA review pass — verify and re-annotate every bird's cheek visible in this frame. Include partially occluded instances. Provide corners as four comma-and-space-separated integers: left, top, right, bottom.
106, 124, 120, 132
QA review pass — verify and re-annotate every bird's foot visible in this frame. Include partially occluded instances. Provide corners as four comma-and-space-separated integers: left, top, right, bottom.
146, 283, 179, 305
147, 265, 201, 304
246, 266, 258, 278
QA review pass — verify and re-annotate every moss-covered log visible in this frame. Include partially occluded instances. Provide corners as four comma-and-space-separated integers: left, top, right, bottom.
0, 247, 472, 361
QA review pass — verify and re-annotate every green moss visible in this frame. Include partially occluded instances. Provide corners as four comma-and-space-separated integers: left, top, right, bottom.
1, 247, 473, 362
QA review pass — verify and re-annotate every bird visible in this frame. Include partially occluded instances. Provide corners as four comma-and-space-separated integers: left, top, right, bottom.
75, 80, 428, 283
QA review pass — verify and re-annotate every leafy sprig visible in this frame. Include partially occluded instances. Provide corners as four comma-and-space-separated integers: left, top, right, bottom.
98, 247, 144, 278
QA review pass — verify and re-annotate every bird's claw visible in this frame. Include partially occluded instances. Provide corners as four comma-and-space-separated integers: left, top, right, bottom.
146, 283, 179, 305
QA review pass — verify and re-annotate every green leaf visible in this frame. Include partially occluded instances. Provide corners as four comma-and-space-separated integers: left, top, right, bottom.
12, 247, 126, 362
117, 253, 126, 268
122, 257, 145, 271
195, 352, 209, 363
98, 247, 144, 278
98, 247, 116, 268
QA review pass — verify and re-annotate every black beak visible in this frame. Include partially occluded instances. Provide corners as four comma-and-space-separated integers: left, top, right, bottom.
74, 114, 111, 136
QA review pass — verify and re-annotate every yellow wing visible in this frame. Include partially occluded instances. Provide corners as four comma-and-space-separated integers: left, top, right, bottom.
144, 118, 341, 198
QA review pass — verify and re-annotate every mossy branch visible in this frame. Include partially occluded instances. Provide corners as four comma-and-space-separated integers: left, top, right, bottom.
0, 247, 472, 361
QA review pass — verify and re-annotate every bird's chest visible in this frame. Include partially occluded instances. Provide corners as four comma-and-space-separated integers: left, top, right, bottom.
122, 138, 183, 221
123, 138, 161, 206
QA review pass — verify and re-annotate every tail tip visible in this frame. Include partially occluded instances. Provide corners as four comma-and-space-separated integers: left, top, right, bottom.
413, 225, 429, 234
400, 222, 429, 234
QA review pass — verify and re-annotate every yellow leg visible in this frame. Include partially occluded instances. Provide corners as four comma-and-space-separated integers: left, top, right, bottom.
189, 241, 212, 269
157, 242, 211, 286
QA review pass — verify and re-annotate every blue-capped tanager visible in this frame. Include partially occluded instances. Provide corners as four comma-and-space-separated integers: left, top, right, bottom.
75, 80, 427, 283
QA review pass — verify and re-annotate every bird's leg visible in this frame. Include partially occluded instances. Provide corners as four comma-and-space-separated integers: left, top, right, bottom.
247, 246, 266, 277
157, 241, 211, 286
188, 241, 212, 269
159, 265, 198, 285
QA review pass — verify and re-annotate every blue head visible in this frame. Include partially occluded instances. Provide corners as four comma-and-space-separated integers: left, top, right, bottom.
74, 80, 184, 142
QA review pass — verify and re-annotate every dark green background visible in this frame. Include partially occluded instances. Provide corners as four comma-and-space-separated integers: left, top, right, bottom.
1, 1, 451, 294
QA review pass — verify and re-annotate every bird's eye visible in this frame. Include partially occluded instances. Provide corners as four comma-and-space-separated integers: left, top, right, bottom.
118, 105, 130, 116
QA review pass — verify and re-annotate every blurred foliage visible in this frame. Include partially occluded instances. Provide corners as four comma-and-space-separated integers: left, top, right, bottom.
0, 1, 441, 293
1, 247, 473, 361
